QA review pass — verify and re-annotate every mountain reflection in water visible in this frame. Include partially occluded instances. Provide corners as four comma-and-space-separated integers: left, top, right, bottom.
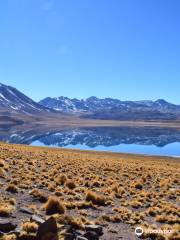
1, 124, 180, 156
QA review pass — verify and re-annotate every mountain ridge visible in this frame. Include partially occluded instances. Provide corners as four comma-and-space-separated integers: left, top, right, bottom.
39, 96, 179, 112
39, 95, 180, 120
0, 82, 180, 122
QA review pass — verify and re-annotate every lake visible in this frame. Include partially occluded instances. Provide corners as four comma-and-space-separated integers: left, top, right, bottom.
1, 124, 180, 157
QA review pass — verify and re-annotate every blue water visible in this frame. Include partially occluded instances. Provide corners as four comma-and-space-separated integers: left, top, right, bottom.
31, 140, 180, 157
2, 125, 180, 157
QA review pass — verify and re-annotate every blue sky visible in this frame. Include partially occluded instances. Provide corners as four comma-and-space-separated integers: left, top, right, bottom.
0, 0, 180, 103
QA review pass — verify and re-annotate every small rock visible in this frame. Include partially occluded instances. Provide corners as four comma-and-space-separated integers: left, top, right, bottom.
64, 233, 75, 240
36, 217, 58, 240
64, 225, 74, 233
31, 215, 45, 225
20, 207, 34, 215
10, 228, 21, 237
0, 218, 17, 233
76, 236, 88, 240
84, 231, 99, 240
85, 225, 103, 236
76, 230, 85, 236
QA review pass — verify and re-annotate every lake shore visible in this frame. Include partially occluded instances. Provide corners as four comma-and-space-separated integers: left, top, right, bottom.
34, 118, 180, 128
0, 143, 179, 239
2, 114, 180, 129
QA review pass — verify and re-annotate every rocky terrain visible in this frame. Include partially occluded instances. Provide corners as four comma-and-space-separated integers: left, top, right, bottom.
0, 143, 179, 239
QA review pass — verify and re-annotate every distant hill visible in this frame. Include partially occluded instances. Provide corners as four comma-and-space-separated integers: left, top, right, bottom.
39, 96, 180, 121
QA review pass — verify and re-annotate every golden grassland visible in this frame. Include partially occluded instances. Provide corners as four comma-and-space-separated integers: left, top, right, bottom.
0, 142, 179, 240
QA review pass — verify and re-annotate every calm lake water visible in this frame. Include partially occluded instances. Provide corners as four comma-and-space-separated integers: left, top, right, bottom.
1, 125, 180, 157
31, 141, 180, 157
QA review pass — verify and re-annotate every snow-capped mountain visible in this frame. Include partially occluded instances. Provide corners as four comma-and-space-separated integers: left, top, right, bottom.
39, 96, 115, 113
39, 96, 180, 120
0, 83, 51, 115
1, 82, 180, 122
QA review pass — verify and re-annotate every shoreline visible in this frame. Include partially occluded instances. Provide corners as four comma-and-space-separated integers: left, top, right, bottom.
2, 118, 180, 129
1, 141, 180, 161
28, 119, 180, 128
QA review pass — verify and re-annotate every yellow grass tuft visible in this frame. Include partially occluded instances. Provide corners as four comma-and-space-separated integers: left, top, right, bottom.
6, 184, 18, 193
44, 196, 66, 215
86, 191, 106, 206
1, 234, 17, 240
66, 180, 76, 189
0, 204, 14, 217
22, 221, 38, 233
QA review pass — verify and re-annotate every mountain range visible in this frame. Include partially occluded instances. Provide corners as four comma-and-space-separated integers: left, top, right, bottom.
1, 82, 180, 123
39, 96, 180, 121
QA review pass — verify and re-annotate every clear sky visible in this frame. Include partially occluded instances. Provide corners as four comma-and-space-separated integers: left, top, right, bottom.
0, 0, 180, 103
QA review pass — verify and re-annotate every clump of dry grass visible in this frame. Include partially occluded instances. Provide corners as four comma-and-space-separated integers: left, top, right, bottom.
8, 198, 16, 205
1, 234, 17, 240
30, 188, 47, 202
147, 207, 160, 217
131, 180, 143, 190
44, 196, 65, 215
168, 224, 180, 240
112, 207, 132, 222
0, 159, 5, 167
129, 200, 142, 209
159, 179, 170, 188
0, 204, 14, 217
56, 174, 67, 185
86, 191, 106, 206
65, 216, 85, 230
66, 180, 76, 189
21, 221, 38, 233
57, 214, 85, 230
54, 189, 62, 197
6, 184, 18, 193
0, 180, 3, 187
155, 214, 180, 224
0, 168, 6, 178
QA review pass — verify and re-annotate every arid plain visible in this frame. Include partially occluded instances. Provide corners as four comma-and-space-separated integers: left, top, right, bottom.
0, 143, 179, 240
